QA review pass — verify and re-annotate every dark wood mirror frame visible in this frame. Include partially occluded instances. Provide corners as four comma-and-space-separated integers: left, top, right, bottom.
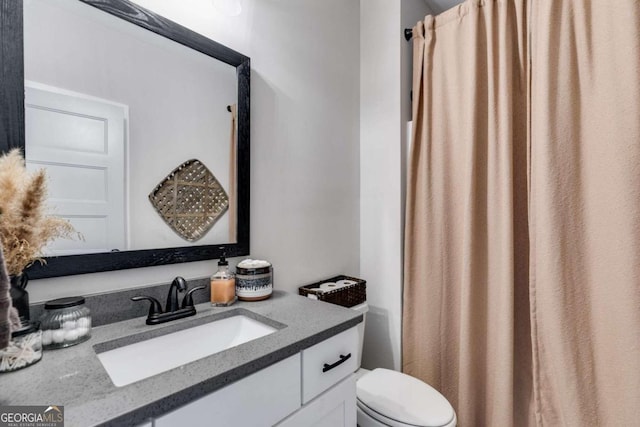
0, 0, 250, 279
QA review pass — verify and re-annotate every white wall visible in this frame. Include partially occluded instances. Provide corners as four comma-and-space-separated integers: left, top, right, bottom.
359, 0, 430, 371
28, 0, 360, 302
360, 0, 402, 371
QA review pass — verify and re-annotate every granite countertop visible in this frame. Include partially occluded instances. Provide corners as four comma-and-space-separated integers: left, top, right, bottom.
0, 291, 362, 427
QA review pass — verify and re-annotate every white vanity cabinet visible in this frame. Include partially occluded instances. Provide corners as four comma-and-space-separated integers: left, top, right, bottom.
151, 326, 358, 427
278, 326, 358, 427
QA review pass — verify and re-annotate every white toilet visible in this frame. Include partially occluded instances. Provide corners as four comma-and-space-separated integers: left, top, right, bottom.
352, 302, 457, 427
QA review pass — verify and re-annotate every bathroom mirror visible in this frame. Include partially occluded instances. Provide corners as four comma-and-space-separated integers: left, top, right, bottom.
0, 0, 250, 279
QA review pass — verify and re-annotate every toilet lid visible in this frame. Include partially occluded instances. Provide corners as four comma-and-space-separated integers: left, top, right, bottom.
357, 368, 455, 427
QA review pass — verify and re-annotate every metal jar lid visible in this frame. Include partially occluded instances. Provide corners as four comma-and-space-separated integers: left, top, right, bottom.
44, 296, 86, 310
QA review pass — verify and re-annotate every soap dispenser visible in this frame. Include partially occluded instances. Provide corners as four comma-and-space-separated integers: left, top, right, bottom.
210, 249, 236, 306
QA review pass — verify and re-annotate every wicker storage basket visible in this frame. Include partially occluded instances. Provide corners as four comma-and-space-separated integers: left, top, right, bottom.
298, 275, 366, 308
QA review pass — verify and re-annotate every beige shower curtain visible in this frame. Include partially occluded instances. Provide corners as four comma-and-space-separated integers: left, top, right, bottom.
403, 0, 640, 425
529, 1, 640, 425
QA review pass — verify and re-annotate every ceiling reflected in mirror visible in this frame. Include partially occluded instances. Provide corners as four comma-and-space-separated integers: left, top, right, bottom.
213, 0, 242, 16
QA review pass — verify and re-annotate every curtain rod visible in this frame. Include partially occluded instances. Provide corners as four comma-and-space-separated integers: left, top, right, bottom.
404, 28, 413, 41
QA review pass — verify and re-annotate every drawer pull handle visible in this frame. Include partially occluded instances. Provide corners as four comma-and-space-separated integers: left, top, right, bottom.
323, 353, 351, 373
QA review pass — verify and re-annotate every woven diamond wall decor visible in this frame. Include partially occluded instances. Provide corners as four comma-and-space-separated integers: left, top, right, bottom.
149, 159, 229, 242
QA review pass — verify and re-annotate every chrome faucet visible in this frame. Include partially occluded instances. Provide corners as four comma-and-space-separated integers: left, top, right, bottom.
131, 276, 205, 325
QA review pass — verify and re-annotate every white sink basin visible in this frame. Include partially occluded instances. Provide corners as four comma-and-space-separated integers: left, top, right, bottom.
97, 315, 277, 387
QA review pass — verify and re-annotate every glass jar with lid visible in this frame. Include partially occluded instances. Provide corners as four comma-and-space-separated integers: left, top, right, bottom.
39, 297, 91, 349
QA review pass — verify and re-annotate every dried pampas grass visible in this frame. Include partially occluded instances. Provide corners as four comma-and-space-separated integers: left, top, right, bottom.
0, 149, 76, 275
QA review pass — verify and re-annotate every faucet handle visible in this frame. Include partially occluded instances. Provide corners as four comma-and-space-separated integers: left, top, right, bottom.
131, 295, 164, 318
181, 285, 206, 308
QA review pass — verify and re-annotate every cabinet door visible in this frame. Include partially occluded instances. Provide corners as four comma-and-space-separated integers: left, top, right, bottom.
154, 354, 301, 427
277, 374, 356, 427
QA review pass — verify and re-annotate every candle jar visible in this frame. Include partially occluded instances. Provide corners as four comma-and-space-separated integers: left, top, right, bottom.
236, 259, 273, 301
40, 297, 92, 349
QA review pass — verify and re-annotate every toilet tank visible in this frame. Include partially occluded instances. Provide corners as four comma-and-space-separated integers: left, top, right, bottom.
351, 302, 368, 369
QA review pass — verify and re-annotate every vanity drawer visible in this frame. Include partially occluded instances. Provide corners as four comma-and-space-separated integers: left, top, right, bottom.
301, 326, 358, 403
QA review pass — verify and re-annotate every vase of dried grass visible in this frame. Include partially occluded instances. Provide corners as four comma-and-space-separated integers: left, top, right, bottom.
9, 273, 29, 322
